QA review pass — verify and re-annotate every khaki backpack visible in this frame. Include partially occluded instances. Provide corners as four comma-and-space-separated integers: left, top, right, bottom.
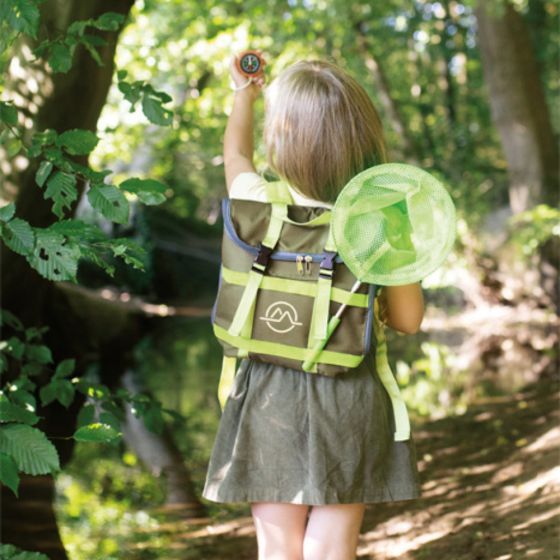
211, 181, 411, 441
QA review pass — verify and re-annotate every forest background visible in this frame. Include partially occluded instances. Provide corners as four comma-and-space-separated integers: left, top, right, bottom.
0, 0, 558, 559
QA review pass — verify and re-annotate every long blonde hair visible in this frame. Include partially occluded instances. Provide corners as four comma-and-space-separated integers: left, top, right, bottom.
264, 59, 387, 202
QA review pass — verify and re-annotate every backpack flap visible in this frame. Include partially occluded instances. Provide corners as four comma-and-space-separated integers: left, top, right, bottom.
211, 195, 377, 377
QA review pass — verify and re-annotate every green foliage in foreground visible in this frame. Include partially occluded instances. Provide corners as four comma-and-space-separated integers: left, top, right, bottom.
0, 307, 188, 497
0, 9, 184, 557
0, 544, 50, 560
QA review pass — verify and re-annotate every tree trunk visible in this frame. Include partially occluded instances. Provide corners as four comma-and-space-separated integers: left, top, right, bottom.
1, 1, 135, 557
121, 369, 208, 517
351, 19, 420, 163
475, 1, 559, 213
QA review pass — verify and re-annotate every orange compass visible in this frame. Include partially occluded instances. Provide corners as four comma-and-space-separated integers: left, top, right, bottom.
235, 50, 265, 79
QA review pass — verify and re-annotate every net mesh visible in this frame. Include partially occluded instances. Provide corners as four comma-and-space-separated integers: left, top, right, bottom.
332, 163, 456, 285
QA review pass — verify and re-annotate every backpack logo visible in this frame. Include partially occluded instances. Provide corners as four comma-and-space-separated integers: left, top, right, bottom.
260, 301, 303, 334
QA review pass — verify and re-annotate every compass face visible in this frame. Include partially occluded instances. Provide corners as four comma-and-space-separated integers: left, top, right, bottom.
240, 53, 261, 74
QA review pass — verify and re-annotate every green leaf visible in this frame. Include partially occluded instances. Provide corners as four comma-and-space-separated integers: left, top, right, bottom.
31, 128, 57, 148
44, 171, 78, 218
0, 102, 18, 126
143, 402, 164, 434
10, 375, 36, 393
118, 80, 141, 107
5, 336, 25, 359
87, 184, 129, 224
43, 146, 65, 166
48, 218, 107, 243
7, 138, 22, 157
35, 160, 53, 187
107, 238, 148, 270
0, 452, 20, 496
100, 400, 125, 422
40, 379, 75, 408
21, 362, 44, 376
24, 344, 53, 364
24, 325, 49, 342
73, 422, 121, 443
38, 382, 56, 406
1, 217, 34, 256
65, 159, 113, 183
81, 34, 105, 47
4, 0, 40, 38
0, 395, 39, 425
0, 202, 15, 222
76, 403, 95, 428
119, 178, 168, 205
99, 411, 121, 431
57, 129, 99, 155
0, 353, 7, 375
77, 245, 116, 277
117, 69, 128, 80
93, 12, 125, 31
26, 228, 80, 282
147, 87, 172, 104
66, 19, 89, 36
9, 388, 36, 411
55, 381, 75, 408
0, 543, 50, 559
0, 309, 24, 331
48, 42, 74, 73
80, 36, 103, 67
141, 90, 173, 126
0, 424, 60, 475
54, 358, 75, 379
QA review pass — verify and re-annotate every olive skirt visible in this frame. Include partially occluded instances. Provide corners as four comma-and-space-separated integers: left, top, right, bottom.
202, 355, 422, 505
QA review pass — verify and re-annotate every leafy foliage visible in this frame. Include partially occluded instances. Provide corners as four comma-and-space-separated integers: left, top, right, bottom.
0, 308, 188, 497
0, 4, 182, 505
117, 70, 174, 126
0, 544, 50, 560
33, 12, 126, 73
509, 204, 560, 258
0, 0, 42, 50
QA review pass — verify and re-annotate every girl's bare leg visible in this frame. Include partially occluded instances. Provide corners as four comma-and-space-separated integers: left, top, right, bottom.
302, 503, 366, 560
251, 501, 311, 560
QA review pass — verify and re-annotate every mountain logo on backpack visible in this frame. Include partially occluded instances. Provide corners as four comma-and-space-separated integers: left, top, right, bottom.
260, 301, 303, 334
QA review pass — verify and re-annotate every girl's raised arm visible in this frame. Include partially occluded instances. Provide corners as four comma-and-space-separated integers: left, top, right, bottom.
223, 52, 266, 193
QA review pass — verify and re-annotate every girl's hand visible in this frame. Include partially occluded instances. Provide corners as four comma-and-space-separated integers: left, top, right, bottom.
230, 50, 267, 100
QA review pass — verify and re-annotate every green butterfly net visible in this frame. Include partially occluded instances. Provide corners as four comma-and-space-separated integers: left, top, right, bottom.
332, 163, 457, 286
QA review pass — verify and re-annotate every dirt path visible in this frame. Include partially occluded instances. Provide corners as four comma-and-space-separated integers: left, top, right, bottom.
357, 377, 559, 560
131, 377, 559, 559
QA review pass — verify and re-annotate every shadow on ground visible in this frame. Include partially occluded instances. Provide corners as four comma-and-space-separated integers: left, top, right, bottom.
122, 376, 558, 560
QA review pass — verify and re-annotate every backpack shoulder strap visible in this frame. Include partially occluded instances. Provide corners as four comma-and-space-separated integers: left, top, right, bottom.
263, 180, 294, 204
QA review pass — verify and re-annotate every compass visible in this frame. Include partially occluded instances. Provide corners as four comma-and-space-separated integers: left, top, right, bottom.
236, 51, 264, 78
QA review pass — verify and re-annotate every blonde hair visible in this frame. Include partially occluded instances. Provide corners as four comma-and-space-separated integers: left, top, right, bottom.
264, 59, 387, 202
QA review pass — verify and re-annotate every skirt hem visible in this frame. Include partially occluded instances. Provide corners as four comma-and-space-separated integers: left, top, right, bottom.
201, 485, 422, 506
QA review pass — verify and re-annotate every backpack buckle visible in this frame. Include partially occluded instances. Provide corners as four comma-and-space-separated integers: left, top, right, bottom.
252, 243, 274, 273
319, 251, 337, 278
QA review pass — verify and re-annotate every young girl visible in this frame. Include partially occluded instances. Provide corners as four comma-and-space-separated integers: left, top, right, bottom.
202, 52, 424, 560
